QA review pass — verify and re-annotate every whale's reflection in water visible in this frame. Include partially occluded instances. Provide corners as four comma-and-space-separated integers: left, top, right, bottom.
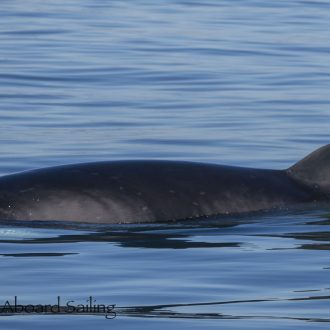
1, 210, 330, 323
1, 210, 330, 250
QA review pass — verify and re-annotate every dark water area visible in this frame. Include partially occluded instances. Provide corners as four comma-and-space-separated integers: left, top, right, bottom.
0, 0, 330, 329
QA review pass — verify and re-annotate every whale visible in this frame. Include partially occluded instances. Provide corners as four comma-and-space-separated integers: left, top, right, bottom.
0, 145, 329, 224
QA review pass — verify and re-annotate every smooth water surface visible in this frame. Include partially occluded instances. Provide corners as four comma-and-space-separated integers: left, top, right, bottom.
0, 0, 330, 329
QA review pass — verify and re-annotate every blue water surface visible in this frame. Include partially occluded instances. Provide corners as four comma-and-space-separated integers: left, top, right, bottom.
0, 0, 330, 329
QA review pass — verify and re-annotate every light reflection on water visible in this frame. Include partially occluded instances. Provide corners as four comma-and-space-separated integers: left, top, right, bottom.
1, 212, 330, 328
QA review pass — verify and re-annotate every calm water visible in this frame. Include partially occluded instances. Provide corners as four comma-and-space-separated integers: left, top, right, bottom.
0, 0, 330, 328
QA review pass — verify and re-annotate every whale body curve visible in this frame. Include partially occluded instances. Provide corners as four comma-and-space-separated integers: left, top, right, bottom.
0, 145, 329, 224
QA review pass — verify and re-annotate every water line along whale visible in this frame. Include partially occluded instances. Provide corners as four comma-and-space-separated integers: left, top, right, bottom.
0, 145, 329, 224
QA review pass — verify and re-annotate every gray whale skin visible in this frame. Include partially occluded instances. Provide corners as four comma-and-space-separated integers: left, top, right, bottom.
0, 145, 329, 224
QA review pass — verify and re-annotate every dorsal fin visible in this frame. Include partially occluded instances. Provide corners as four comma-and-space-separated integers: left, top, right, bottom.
287, 144, 330, 192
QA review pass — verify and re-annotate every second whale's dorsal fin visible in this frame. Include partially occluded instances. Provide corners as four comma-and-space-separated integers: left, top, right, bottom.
287, 144, 330, 192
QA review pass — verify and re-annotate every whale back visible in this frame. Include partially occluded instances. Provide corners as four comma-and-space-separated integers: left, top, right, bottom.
287, 144, 330, 195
